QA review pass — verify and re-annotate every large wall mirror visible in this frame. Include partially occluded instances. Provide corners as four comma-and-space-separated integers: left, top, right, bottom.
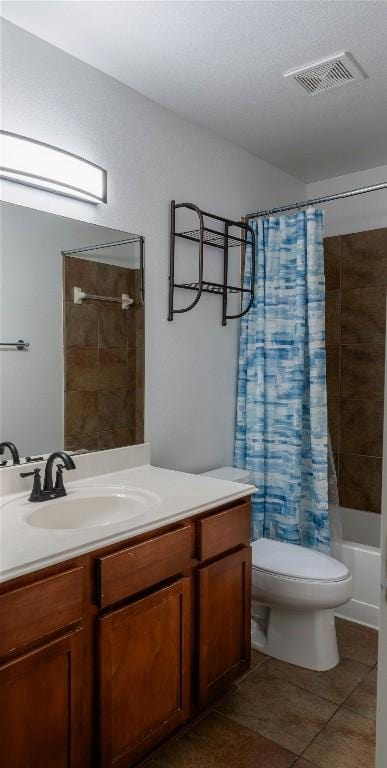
0, 202, 145, 465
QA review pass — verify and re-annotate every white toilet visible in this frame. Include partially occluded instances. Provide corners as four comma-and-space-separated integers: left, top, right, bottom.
201, 466, 352, 672
251, 537, 352, 671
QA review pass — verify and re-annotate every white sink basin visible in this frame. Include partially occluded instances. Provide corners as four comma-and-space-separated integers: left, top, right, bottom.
23, 485, 160, 530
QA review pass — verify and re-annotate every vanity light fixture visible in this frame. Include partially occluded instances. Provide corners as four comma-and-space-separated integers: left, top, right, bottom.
0, 130, 107, 203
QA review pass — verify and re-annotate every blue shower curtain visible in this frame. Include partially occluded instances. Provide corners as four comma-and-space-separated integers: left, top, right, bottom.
234, 209, 330, 552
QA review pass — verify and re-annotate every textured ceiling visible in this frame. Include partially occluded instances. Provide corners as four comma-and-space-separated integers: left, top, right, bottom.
2, 1, 387, 181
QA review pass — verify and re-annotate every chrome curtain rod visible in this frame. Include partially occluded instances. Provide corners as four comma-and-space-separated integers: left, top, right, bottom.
246, 182, 387, 219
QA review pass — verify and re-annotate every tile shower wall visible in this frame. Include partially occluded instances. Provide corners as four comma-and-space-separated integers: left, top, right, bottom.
63, 256, 144, 451
325, 228, 387, 514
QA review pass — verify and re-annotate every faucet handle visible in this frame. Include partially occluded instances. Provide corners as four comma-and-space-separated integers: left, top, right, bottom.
20, 468, 43, 502
54, 464, 66, 493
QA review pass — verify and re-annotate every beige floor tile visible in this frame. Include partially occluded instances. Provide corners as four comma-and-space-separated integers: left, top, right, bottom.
336, 618, 379, 667
250, 648, 268, 670
292, 761, 320, 768
215, 671, 337, 754
304, 707, 376, 768
237, 650, 268, 685
256, 656, 369, 705
152, 712, 296, 768
344, 666, 378, 720
152, 736, 223, 768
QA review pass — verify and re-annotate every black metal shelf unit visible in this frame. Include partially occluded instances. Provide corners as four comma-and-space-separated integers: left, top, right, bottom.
168, 201, 255, 326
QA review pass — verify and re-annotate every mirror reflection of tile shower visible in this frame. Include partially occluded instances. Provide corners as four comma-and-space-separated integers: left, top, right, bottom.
63, 241, 144, 452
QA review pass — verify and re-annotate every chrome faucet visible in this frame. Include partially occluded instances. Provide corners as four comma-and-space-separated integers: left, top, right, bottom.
0, 441, 20, 466
20, 451, 76, 502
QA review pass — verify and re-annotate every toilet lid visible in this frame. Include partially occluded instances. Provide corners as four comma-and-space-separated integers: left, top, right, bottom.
251, 538, 349, 582
201, 467, 252, 484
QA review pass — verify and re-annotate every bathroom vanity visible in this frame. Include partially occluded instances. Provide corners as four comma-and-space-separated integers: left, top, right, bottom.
0, 452, 253, 768
0, 200, 253, 766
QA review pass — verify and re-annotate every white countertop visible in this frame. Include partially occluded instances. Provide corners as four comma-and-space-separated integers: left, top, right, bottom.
0, 462, 254, 583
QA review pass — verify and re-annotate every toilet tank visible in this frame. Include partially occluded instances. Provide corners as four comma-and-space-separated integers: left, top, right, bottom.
200, 466, 252, 484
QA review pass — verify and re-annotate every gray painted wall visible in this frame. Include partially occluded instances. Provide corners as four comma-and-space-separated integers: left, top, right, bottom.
1, 20, 305, 472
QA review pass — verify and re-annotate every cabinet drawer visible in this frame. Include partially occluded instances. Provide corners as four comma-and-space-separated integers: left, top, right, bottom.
97, 525, 192, 608
197, 500, 251, 561
0, 566, 84, 658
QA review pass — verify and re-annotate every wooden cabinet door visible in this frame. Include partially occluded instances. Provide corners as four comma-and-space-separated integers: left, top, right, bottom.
98, 578, 191, 768
0, 630, 84, 768
197, 546, 251, 707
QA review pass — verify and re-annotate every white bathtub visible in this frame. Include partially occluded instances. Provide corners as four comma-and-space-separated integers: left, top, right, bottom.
332, 506, 381, 630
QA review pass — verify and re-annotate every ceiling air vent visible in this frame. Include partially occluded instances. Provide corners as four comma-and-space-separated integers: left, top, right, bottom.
284, 52, 368, 95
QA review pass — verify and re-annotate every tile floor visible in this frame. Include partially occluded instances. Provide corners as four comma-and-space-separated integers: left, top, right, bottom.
145, 618, 378, 768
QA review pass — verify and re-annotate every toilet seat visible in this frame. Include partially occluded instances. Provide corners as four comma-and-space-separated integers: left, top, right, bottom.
251, 538, 352, 612
251, 537, 349, 582
252, 564, 352, 611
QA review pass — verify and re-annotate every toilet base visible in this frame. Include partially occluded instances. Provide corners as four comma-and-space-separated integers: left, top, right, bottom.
253, 607, 340, 671
251, 618, 267, 651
